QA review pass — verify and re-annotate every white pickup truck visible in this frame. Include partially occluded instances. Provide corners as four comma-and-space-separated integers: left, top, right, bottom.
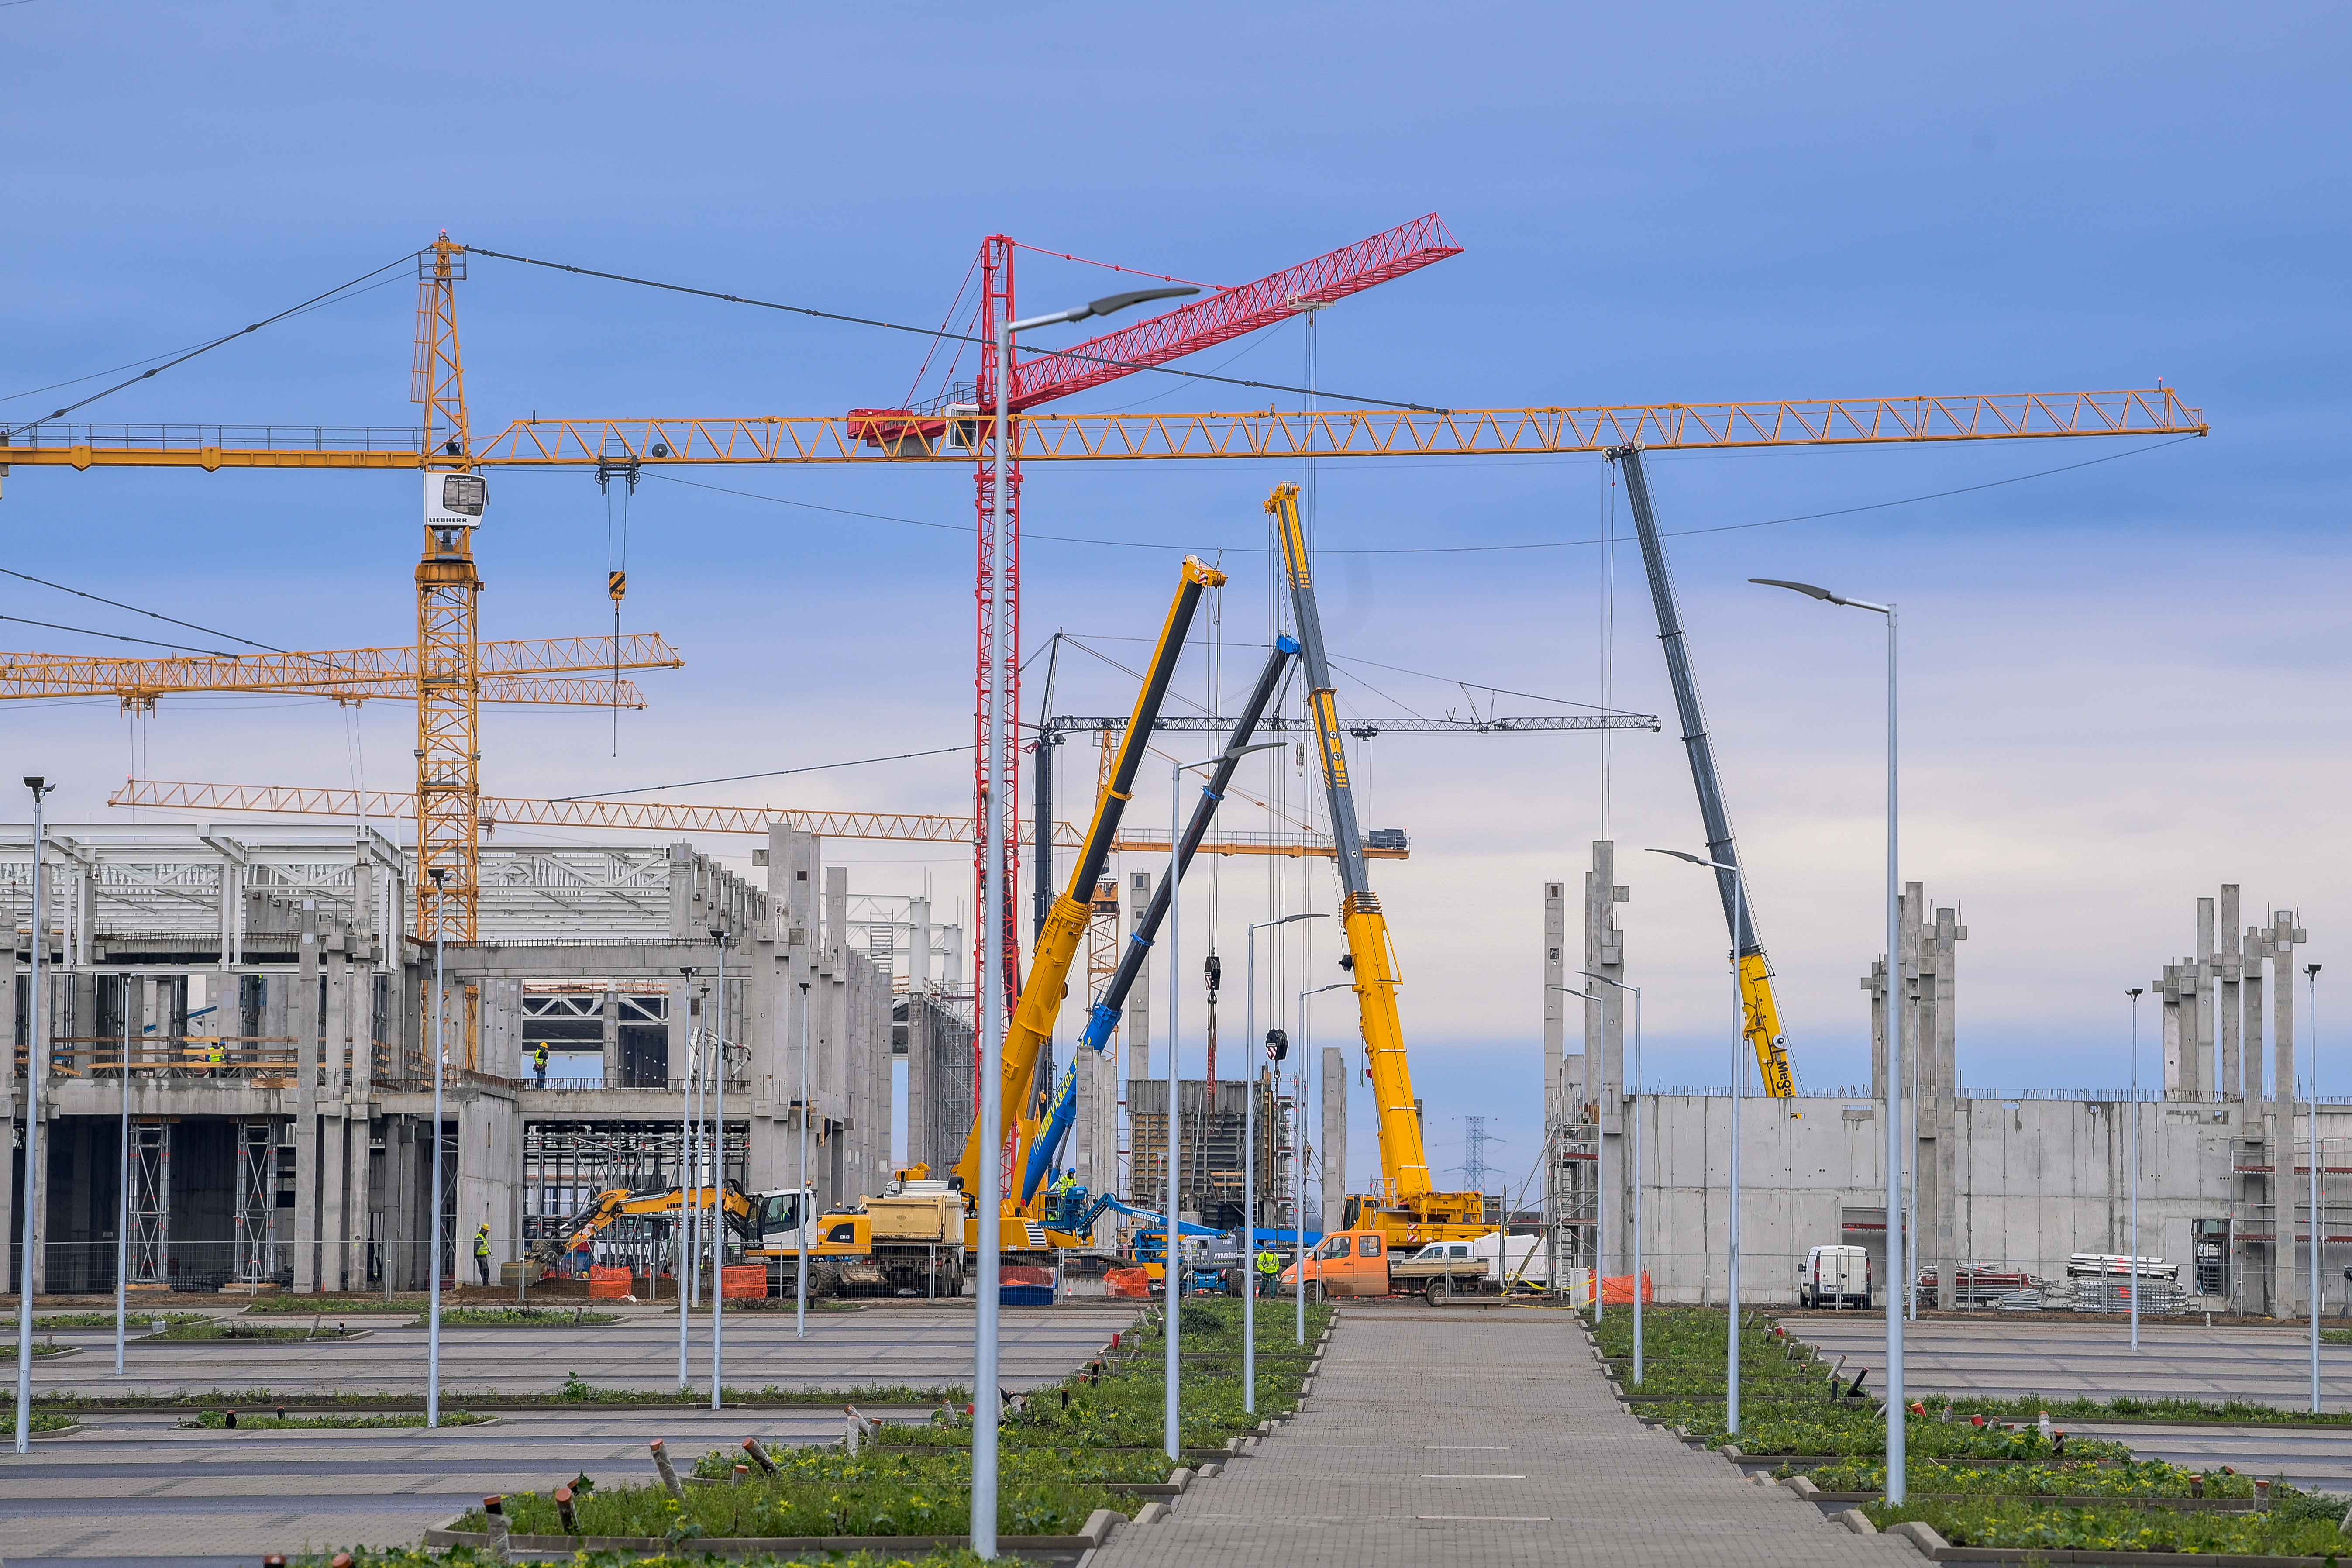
1391, 1233, 1548, 1304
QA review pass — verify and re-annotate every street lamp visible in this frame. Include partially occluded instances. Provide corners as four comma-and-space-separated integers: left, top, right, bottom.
1555, 986, 1608, 1321
977, 283, 1196, 1557
1580, 970, 1647, 1380
1752, 575, 1902, 1496
1164, 743, 1281, 1459
2127, 989, 2143, 1354
2305, 964, 2324, 1420
1297, 980, 1350, 1344
710, 928, 729, 1411
15, 775, 53, 1454
796, 980, 811, 1342
1648, 847, 1751, 1438
1244, 911, 1325, 1414
677, 963, 700, 1388
425, 865, 450, 1430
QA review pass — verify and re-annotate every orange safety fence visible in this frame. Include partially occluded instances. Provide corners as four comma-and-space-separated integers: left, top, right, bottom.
1105, 1267, 1153, 1299
587, 1265, 633, 1299
721, 1265, 768, 1299
1600, 1272, 1654, 1306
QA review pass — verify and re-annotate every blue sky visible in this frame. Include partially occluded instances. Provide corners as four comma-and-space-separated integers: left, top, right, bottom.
5, 3, 2346, 1192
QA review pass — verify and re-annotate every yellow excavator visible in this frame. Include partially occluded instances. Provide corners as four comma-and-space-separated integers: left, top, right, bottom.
945, 555, 1228, 1254
532, 1181, 962, 1297
1267, 482, 1490, 1248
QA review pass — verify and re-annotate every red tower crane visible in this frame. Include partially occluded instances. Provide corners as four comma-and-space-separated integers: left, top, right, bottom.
922, 217, 1463, 1009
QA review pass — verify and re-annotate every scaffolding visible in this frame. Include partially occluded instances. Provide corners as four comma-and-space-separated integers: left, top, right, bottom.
232, 1121, 280, 1282
127, 1119, 172, 1287
1550, 1110, 1598, 1293
1127, 1078, 1275, 1229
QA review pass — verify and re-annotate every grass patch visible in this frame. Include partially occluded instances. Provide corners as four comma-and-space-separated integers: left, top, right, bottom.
5, 1312, 210, 1330
242, 1297, 426, 1314
1910, 1391, 2352, 1429
465, 1447, 1148, 1539
420, 1307, 620, 1328
405, 1298, 1326, 1547
1864, 1492, 2352, 1554
1808, 1454, 2268, 1499
302, 1549, 992, 1568
144, 1320, 366, 1342
179, 1409, 491, 1430
0, 1341, 72, 1359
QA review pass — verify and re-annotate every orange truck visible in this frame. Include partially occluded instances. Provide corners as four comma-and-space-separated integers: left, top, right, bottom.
1281, 1229, 1544, 1303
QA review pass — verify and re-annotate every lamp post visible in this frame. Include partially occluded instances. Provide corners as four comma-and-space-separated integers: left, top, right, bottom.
796, 981, 810, 1341
426, 865, 449, 1430
1244, 911, 1324, 1414
2128, 989, 2143, 1353
1164, 744, 1280, 1458
116, 975, 133, 1375
15, 776, 52, 1453
1298, 980, 1349, 1343
1556, 986, 1608, 1321
1583, 971, 1644, 1382
978, 284, 1196, 1556
678, 964, 699, 1388
710, 929, 729, 1410
1648, 847, 1750, 1437
2307, 963, 2322, 1414
1751, 576, 1901, 1496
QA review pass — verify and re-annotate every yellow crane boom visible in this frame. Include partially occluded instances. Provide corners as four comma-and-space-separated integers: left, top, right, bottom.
1268, 482, 1485, 1246
950, 555, 1227, 1213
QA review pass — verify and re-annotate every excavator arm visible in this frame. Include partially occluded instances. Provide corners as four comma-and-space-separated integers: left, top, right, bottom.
533, 1182, 754, 1266
952, 556, 1228, 1206
1268, 483, 1483, 1236
1610, 445, 1795, 1098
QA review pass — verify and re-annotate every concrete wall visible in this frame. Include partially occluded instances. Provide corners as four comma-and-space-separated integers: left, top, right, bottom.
1631, 1092, 2352, 1309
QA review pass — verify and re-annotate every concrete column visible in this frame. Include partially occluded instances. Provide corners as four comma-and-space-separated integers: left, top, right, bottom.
1321, 1044, 1346, 1229
293, 900, 320, 1292
1862, 959, 1889, 1097
1125, 872, 1152, 1082
0, 926, 14, 1291
665, 974, 690, 1095
2157, 963, 2185, 1094
2267, 910, 2307, 1314
1926, 903, 1965, 1305
600, 986, 620, 1084
1543, 880, 1565, 1139
2244, 930, 2268, 1103
2220, 887, 2243, 1101
2194, 897, 2218, 1096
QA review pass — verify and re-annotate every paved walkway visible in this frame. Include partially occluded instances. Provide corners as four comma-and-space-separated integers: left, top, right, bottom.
1093, 1305, 1922, 1568
1798, 1317, 2352, 1408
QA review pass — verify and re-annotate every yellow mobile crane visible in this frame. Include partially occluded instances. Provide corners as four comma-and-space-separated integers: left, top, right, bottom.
1268, 482, 1488, 1248
947, 555, 1229, 1251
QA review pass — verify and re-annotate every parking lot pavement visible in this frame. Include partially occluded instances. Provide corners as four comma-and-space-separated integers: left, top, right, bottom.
1790, 1315, 2352, 1409
1787, 1315, 2352, 1496
0, 1298, 1138, 1568
16, 1299, 1136, 1399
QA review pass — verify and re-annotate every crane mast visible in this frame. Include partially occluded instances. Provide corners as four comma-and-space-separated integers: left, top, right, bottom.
1609, 444, 1795, 1097
1268, 482, 1485, 1243
950, 555, 1227, 1209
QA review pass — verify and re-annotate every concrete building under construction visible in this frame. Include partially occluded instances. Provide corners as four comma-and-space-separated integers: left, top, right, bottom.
1, 822, 961, 1294
1545, 840, 2351, 1316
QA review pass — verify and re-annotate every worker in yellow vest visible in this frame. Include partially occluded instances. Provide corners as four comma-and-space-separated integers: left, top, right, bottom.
532, 1042, 550, 1088
473, 1223, 493, 1286
203, 1039, 226, 1079
1255, 1245, 1281, 1298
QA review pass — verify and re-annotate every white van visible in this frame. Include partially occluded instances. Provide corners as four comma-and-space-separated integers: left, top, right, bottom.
1800, 1244, 1873, 1308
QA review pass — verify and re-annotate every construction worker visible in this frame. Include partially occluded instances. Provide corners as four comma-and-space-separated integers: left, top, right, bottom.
1255, 1243, 1281, 1298
473, 1223, 492, 1287
203, 1038, 226, 1079
532, 1041, 550, 1088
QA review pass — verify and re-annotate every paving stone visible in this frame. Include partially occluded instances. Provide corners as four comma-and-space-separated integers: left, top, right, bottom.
1090, 1306, 1924, 1567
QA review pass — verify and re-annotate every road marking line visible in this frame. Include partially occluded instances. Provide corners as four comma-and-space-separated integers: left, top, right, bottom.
1420, 1474, 1527, 1478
